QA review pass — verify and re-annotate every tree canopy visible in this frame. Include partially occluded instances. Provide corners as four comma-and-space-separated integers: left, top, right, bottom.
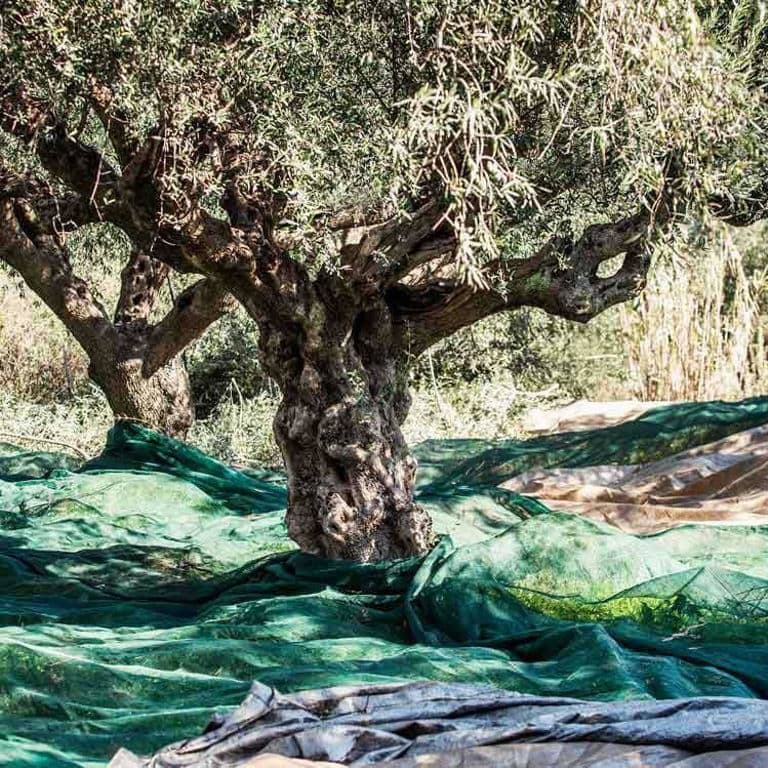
3, 1, 767, 275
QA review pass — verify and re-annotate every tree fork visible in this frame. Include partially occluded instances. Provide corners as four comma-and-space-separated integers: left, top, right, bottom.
88, 331, 194, 438
0, 186, 232, 439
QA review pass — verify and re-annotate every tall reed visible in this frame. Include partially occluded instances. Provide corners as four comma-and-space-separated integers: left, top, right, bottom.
620, 225, 768, 401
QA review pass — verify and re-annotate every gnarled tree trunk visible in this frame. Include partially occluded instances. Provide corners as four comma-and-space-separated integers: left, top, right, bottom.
88, 329, 194, 439
259, 295, 433, 561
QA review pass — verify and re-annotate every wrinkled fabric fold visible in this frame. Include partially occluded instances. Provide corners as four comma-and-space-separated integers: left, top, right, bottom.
124, 681, 768, 767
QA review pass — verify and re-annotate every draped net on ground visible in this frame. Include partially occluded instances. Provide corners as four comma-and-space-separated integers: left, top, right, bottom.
3, 398, 768, 766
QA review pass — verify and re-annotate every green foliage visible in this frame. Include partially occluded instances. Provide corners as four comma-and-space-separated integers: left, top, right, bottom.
3, 0, 767, 279
186, 308, 270, 418
701, 0, 768, 89
411, 308, 627, 397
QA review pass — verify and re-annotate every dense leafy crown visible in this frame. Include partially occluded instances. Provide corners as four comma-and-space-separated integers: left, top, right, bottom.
1, 0, 767, 287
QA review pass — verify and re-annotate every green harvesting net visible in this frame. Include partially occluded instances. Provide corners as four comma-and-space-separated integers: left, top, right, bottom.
2, 397, 768, 766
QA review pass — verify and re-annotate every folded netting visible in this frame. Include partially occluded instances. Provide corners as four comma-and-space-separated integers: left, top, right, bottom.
1, 397, 768, 766
0, 441, 80, 482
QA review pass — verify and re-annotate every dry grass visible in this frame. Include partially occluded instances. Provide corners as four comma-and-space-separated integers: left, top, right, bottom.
404, 372, 563, 445
188, 389, 284, 467
0, 282, 91, 401
619, 225, 768, 402
0, 391, 113, 458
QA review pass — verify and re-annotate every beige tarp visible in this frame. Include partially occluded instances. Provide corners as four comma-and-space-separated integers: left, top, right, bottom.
521, 399, 673, 435
503, 421, 768, 533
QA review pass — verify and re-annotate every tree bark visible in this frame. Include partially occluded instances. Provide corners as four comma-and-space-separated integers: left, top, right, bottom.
0, 194, 231, 440
258, 294, 433, 561
88, 326, 194, 439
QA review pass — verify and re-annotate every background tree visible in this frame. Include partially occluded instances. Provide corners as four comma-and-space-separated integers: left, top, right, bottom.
0, 176, 233, 436
1, 0, 767, 560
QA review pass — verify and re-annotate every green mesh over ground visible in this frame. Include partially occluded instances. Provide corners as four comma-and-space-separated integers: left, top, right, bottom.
416, 396, 768, 488
2, 398, 768, 766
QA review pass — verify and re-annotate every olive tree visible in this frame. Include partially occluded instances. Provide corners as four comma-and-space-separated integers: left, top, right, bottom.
0, 181, 233, 435
1, 0, 766, 559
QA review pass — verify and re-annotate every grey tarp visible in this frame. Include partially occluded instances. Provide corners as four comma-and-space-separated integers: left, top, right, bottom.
113, 681, 768, 767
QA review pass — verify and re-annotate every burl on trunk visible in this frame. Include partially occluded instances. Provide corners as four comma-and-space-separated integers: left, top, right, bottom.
260, 294, 433, 561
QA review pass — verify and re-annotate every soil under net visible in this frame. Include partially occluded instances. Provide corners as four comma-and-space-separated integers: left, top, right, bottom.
3, 397, 768, 766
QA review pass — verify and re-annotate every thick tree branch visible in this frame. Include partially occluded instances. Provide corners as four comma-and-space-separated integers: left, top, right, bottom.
333, 162, 606, 292
390, 199, 670, 354
336, 200, 448, 283
389, 154, 683, 354
2, 88, 201, 250
217, 136, 284, 232
114, 250, 170, 325
0, 194, 114, 357
0, 167, 95, 235
144, 278, 236, 375
87, 80, 141, 167
2, 89, 324, 330
1, 87, 123, 212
